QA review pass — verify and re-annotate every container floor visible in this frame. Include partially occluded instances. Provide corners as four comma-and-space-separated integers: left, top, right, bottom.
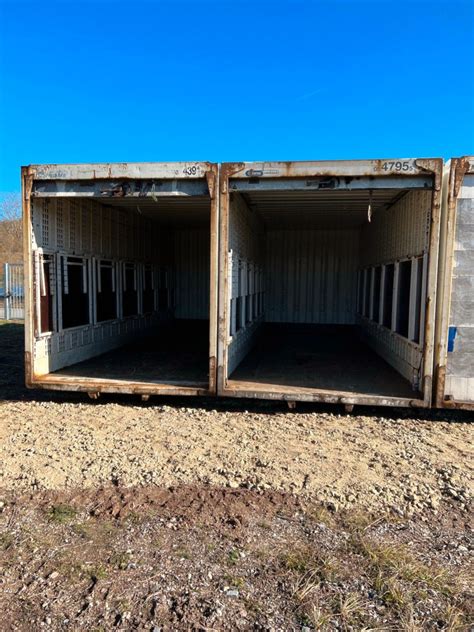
228, 324, 417, 399
53, 320, 210, 386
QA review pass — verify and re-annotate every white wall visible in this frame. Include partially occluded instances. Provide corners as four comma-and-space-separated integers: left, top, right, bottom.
357, 189, 433, 386
31, 198, 210, 374
265, 229, 359, 324
227, 194, 265, 375
174, 229, 210, 320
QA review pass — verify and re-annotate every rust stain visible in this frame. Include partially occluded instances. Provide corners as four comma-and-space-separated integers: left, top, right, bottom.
32, 374, 213, 397
453, 157, 470, 198
208, 356, 217, 393
205, 169, 217, 199
24, 351, 33, 388
435, 365, 447, 408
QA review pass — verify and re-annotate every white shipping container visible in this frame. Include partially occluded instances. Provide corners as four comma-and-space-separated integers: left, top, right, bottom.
22, 162, 218, 398
218, 159, 443, 408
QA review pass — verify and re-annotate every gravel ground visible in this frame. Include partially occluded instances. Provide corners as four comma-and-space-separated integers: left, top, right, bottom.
0, 486, 472, 631
0, 399, 472, 518
0, 323, 473, 630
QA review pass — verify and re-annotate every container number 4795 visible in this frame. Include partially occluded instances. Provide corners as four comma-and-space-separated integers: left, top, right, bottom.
382, 161, 414, 172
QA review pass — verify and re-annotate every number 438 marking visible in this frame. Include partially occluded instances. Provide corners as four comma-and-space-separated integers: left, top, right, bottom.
382, 160, 414, 172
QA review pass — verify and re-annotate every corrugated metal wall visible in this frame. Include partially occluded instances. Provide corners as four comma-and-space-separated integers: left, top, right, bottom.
32, 198, 165, 373
227, 194, 265, 375
360, 190, 431, 266
358, 190, 432, 384
445, 174, 474, 402
265, 229, 359, 324
174, 229, 210, 320
33, 198, 160, 261
31, 198, 210, 374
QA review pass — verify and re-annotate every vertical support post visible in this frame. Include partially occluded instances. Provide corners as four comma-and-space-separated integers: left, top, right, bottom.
56, 254, 63, 332
420, 253, 428, 347
391, 262, 400, 332
379, 266, 386, 325
369, 267, 375, 321
408, 257, 418, 341
89, 258, 95, 326
4, 263, 11, 321
34, 253, 41, 335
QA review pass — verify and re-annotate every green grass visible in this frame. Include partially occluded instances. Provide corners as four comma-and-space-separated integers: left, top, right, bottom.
227, 549, 240, 565
48, 504, 77, 524
0, 532, 14, 550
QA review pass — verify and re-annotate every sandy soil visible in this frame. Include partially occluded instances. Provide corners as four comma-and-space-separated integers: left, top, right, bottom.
0, 323, 473, 517
0, 399, 471, 517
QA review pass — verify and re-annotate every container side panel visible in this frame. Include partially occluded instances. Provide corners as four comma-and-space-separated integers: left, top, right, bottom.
31, 198, 166, 375
445, 177, 474, 402
360, 190, 432, 266
358, 190, 432, 386
265, 229, 359, 324
174, 229, 210, 319
227, 194, 265, 376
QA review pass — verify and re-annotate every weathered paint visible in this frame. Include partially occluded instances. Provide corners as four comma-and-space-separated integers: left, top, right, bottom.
218, 159, 443, 408
29, 162, 212, 180
435, 157, 474, 409
22, 162, 219, 397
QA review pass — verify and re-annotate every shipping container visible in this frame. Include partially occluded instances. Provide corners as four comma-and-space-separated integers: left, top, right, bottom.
434, 157, 474, 409
218, 159, 443, 408
22, 162, 218, 398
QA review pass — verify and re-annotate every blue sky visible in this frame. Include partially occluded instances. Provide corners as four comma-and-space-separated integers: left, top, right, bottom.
0, 0, 473, 193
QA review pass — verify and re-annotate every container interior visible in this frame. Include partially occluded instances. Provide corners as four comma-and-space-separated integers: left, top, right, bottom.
31, 190, 212, 389
225, 183, 433, 401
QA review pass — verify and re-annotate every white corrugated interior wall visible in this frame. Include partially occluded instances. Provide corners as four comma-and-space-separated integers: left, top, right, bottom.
174, 229, 210, 320
265, 229, 359, 324
357, 189, 432, 384
32, 198, 165, 374
227, 194, 265, 375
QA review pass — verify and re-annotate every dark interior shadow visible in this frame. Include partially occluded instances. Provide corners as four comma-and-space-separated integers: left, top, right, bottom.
0, 322, 472, 422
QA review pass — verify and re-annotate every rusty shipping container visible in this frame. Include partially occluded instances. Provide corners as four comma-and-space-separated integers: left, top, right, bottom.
22, 162, 218, 398
434, 157, 474, 409
218, 159, 443, 408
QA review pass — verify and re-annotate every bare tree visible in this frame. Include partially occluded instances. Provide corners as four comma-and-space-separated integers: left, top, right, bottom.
0, 193, 23, 263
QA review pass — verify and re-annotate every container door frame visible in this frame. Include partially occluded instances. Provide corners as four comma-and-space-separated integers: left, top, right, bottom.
218, 159, 443, 408
22, 162, 219, 397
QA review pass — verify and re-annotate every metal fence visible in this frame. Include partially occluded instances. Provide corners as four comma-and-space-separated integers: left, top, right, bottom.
0, 263, 24, 320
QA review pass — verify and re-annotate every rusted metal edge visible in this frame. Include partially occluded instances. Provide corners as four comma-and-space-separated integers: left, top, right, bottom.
31, 375, 212, 397
417, 159, 443, 408
22, 166, 35, 389
221, 385, 427, 408
453, 156, 473, 198
434, 157, 474, 410
221, 158, 443, 180
207, 162, 219, 395
217, 163, 231, 394
440, 398, 474, 411
435, 158, 465, 407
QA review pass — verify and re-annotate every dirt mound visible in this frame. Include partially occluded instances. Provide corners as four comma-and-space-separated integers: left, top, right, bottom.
20, 484, 302, 526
